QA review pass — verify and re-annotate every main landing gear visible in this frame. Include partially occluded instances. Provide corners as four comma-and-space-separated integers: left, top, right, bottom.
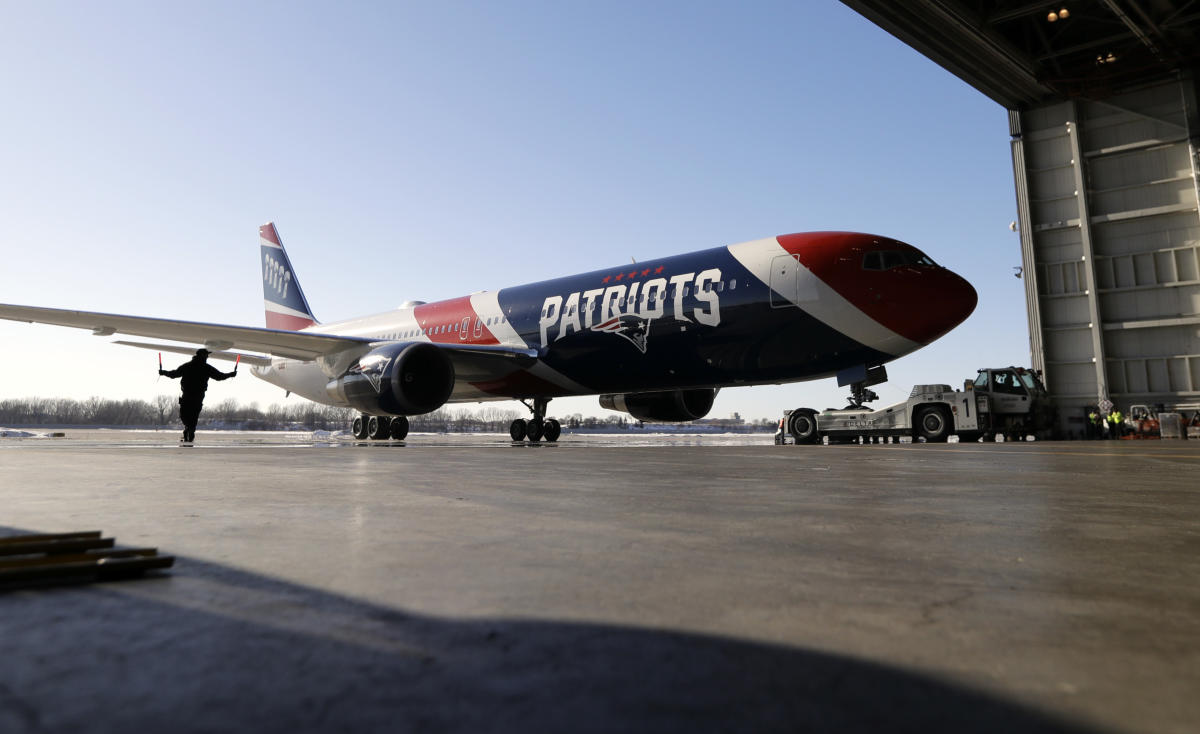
509, 398, 561, 443
352, 414, 409, 441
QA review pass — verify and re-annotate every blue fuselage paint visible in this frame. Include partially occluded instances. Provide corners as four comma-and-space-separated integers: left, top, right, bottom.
494, 246, 890, 396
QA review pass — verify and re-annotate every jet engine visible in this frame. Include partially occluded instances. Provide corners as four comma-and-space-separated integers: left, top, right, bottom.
598, 388, 717, 423
326, 342, 455, 416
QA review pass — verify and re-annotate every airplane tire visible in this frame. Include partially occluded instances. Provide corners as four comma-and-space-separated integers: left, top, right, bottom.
509, 419, 527, 442
368, 415, 391, 440
788, 409, 819, 444
916, 407, 950, 443
389, 416, 409, 440
543, 419, 561, 443
526, 417, 544, 442
353, 415, 369, 440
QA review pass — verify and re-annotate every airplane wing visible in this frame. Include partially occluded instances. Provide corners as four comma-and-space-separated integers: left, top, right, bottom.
0, 303, 539, 372
112, 340, 274, 367
0, 303, 372, 361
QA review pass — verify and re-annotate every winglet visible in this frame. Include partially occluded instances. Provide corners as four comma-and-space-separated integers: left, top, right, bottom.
259, 222, 318, 330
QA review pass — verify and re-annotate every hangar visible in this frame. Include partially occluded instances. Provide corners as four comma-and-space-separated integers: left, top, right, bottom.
843, 1, 1200, 433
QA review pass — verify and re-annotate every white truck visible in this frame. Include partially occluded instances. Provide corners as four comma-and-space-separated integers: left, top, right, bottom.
776, 367, 1055, 445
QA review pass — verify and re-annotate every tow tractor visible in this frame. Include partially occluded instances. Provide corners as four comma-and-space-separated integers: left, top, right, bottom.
775, 366, 1055, 445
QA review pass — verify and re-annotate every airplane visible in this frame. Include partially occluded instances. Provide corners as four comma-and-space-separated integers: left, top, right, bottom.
0, 223, 976, 442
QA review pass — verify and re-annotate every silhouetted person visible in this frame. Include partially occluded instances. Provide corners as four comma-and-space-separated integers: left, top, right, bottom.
159, 349, 237, 442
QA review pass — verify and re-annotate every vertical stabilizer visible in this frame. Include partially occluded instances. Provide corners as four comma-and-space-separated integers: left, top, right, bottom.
259, 222, 318, 330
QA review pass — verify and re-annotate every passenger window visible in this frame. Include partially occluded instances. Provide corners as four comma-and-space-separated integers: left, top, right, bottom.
730, 279, 737, 290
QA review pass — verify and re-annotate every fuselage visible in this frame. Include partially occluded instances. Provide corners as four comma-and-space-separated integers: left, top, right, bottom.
252, 232, 977, 407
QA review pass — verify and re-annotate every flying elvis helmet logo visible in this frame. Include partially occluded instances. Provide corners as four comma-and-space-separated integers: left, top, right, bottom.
349, 354, 392, 393
592, 314, 650, 353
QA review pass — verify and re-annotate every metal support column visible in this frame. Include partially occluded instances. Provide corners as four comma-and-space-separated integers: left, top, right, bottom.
1182, 73, 1200, 214
1008, 109, 1046, 379
1064, 101, 1110, 405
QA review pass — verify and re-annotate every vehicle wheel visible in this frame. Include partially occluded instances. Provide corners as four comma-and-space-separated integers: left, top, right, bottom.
389, 416, 409, 440
509, 419, 527, 442
543, 418, 561, 442
526, 417, 544, 442
368, 415, 391, 440
352, 415, 368, 440
788, 409, 819, 444
916, 407, 950, 442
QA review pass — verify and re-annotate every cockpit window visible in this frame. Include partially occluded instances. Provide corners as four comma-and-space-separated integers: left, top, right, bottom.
863, 250, 939, 271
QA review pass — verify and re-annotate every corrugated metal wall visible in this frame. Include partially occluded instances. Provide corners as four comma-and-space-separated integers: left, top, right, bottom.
1011, 78, 1200, 432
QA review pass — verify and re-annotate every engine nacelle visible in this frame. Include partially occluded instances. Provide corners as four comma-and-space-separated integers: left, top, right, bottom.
326, 342, 455, 416
598, 388, 717, 422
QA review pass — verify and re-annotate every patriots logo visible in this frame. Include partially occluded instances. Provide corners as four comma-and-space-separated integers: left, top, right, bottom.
592, 315, 650, 353
349, 355, 392, 392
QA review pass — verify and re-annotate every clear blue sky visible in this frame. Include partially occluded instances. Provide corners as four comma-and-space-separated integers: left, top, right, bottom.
0, 1, 1029, 422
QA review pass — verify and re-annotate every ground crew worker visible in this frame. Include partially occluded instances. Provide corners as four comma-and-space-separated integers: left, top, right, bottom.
159, 349, 237, 443
1108, 408, 1124, 439
1087, 408, 1101, 440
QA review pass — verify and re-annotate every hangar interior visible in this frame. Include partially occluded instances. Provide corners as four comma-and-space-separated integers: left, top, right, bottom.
843, 1, 1200, 434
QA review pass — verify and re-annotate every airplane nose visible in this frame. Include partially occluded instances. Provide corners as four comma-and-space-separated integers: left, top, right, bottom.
886, 268, 977, 345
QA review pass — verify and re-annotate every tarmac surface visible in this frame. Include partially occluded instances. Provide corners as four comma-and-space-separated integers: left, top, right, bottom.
2, 430, 1198, 733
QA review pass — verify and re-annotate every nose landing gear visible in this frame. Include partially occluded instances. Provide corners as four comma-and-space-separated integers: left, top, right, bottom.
510, 398, 560, 443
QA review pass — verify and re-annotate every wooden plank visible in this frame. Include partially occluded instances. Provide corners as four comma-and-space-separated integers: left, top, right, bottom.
0, 538, 114, 557
0, 555, 174, 585
0, 548, 160, 570
0, 531, 102, 545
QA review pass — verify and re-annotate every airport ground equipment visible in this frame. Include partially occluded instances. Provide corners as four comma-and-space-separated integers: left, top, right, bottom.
776, 366, 1055, 445
1125, 405, 1162, 439
1124, 404, 1197, 440
0, 531, 174, 588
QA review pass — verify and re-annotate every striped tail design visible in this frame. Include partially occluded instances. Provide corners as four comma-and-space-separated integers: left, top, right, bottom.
259, 222, 318, 330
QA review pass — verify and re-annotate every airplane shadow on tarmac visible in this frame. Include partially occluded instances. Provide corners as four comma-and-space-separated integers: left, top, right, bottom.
0, 526, 1101, 734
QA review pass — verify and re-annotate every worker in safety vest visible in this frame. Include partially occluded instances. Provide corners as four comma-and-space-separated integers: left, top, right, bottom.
1108, 409, 1124, 439
1087, 409, 1101, 440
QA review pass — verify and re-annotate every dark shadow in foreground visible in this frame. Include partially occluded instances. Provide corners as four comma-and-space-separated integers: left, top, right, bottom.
0, 527, 1104, 734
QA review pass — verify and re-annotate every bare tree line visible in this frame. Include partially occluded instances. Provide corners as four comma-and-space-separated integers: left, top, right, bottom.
0, 396, 352, 430
0, 396, 774, 432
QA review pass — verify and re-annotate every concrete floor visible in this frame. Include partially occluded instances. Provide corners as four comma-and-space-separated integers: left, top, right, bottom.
1, 432, 1197, 733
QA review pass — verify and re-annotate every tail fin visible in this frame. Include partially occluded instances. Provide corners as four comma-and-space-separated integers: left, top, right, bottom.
259, 222, 318, 330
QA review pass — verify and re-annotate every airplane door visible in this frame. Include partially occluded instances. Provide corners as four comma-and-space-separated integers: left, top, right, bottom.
770, 254, 799, 308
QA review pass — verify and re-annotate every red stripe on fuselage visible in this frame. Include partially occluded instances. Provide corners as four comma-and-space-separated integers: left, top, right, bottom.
265, 311, 317, 331
413, 296, 500, 345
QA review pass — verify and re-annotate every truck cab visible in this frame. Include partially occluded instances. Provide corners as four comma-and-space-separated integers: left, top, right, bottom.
969, 367, 1055, 439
